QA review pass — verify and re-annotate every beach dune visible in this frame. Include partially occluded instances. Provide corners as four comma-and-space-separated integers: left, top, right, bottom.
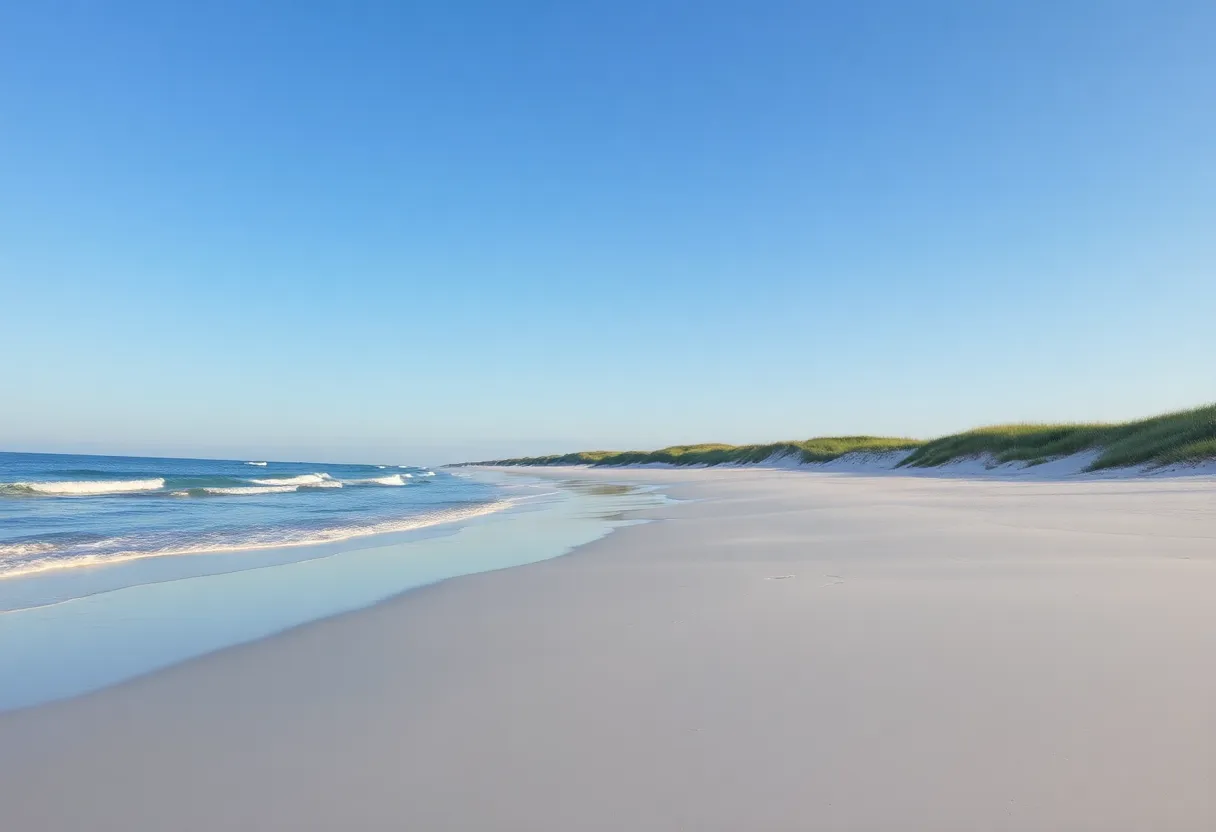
1, 467, 1214, 830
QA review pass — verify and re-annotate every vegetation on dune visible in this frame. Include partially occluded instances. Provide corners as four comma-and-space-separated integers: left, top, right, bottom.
897, 424, 1110, 469
461, 404, 1216, 472
467, 436, 923, 467
897, 403, 1216, 471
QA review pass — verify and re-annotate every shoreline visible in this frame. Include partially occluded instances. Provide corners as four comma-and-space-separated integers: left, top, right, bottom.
2, 466, 1215, 829
0, 497, 516, 586
0, 472, 667, 711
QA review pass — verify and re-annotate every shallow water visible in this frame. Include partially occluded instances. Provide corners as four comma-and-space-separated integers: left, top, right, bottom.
0, 468, 667, 711
0, 452, 490, 581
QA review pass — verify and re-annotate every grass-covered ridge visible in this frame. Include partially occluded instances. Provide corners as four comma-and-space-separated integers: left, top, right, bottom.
467, 436, 923, 467
463, 403, 1216, 471
897, 403, 1216, 471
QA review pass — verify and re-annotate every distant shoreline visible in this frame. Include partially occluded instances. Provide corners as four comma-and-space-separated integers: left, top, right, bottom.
460, 401, 1216, 474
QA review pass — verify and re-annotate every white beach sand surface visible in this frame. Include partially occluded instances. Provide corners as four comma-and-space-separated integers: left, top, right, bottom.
1, 465, 1214, 830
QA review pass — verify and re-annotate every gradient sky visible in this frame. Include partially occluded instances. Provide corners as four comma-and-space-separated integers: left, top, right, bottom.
2, 2, 1213, 464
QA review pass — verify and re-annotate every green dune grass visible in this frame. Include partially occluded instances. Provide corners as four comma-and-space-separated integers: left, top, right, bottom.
464, 403, 1216, 472
469, 436, 922, 467
898, 403, 1216, 471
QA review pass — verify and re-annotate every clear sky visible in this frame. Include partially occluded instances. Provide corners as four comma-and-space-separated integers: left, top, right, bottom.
2, 2, 1213, 464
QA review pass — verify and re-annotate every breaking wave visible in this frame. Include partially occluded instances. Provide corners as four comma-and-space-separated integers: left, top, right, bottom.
0, 499, 514, 580
0, 540, 58, 557
343, 474, 408, 486
248, 473, 333, 486
196, 485, 300, 496
0, 478, 166, 496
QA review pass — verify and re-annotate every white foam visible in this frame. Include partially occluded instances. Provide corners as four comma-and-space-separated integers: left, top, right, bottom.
343, 474, 407, 486
3, 478, 166, 496
0, 499, 515, 580
248, 473, 332, 486
0, 541, 57, 557
244, 461, 268, 466
202, 485, 299, 495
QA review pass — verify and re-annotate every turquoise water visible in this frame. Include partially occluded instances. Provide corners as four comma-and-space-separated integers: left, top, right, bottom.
0, 454, 666, 711
0, 452, 499, 582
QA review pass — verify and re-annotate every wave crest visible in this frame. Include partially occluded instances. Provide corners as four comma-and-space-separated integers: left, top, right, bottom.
248, 473, 332, 486
342, 474, 407, 486
0, 478, 165, 496
0, 500, 514, 579
199, 485, 299, 496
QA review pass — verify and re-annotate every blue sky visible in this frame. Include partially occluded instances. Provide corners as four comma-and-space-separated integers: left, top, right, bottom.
2, 2, 1213, 464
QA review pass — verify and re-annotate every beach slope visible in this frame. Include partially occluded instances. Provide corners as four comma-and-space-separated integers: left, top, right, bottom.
2, 467, 1215, 830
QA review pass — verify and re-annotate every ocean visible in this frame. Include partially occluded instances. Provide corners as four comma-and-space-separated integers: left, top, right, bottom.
0, 451, 667, 710
0, 451, 504, 580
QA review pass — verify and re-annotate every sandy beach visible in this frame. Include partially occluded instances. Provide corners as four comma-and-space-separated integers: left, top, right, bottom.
2, 465, 1215, 830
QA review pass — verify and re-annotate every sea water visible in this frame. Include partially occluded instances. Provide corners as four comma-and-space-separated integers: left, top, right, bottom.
0, 452, 666, 710
0, 452, 496, 580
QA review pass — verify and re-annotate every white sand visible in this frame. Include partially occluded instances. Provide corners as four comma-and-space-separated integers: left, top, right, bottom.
2, 466, 1215, 830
